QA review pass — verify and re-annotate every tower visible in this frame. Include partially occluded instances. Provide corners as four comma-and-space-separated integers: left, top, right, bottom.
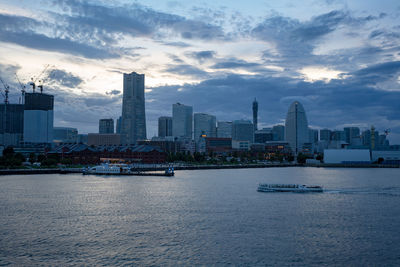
252, 98, 258, 132
121, 72, 146, 144
172, 103, 193, 139
284, 101, 309, 155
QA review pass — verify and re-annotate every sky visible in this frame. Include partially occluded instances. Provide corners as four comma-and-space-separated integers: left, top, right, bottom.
0, 0, 399, 143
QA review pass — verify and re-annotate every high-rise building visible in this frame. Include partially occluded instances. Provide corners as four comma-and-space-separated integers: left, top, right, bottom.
331, 130, 346, 141
194, 113, 216, 141
217, 121, 232, 138
254, 128, 274, 143
309, 128, 319, 144
320, 129, 332, 141
0, 103, 24, 147
172, 103, 192, 139
232, 120, 254, 143
99, 118, 114, 134
116, 116, 122, 134
121, 72, 146, 144
252, 98, 258, 132
344, 127, 360, 144
23, 92, 54, 144
284, 101, 309, 155
158, 116, 173, 137
272, 125, 285, 141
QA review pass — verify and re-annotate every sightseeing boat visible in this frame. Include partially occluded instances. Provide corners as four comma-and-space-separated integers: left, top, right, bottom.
257, 183, 323, 193
82, 163, 131, 175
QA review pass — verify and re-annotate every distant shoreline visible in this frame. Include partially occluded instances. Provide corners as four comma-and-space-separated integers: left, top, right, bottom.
0, 163, 398, 175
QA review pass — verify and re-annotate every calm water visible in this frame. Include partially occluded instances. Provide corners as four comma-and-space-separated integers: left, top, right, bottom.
1, 167, 400, 266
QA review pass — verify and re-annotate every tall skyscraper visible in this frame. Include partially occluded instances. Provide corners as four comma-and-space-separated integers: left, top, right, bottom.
252, 98, 258, 132
0, 103, 24, 147
172, 103, 192, 139
344, 127, 360, 144
284, 101, 309, 155
217, 121, 232, 138
194, 113, 216, 141
23, 92, 54, 144
121, 72, 146, 144
232, 120, 254, 143
99, 118, 114, 134
158, 116, 173, 137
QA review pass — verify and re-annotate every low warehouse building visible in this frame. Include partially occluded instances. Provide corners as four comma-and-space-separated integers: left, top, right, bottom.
324, 149, 371, 164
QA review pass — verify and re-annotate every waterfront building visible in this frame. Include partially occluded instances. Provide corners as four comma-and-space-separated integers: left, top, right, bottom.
324, 149, 371, 164
158, 116, 173, 137
88, 133, 121, 146
53, 127, 78, 143
99, 118, 114, 134
0, 103, 24, 147
320, 129, 332, 142
232, 140, 251, 151
344, 127, 360, 144
172, 103, 192, 139
23, 92, 54, 144
194, 113, 216, 141
272, 125, 285, 141
284, 101, 309, 155
253, 98, 258, 132
232, 120, 254, 143
217, 121, 232, 138
121, 72, 146, 144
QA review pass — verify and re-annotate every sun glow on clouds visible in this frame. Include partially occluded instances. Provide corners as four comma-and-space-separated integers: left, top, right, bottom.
299, 66, 343, 83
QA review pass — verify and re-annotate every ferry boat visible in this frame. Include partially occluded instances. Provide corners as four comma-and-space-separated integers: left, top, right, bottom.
82, 163, 130, 175
257, 183, 323, 193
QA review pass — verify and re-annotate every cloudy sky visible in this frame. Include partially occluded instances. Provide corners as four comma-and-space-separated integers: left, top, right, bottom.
0, 0, 400, 142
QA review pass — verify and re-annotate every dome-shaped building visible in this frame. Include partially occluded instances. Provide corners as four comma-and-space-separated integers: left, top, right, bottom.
284, 101, 309, 155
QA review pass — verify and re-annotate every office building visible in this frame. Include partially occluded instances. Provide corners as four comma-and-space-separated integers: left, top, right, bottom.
158, 116, 173, 137
320, 129, 332, 141
121, 72, 146, 144
344, 127, 360, 144
194, 113, 216, 141
253, 98, 258, 132
309, 128, 319, 144
116, 116, 122, 134
272, 125, 285, 141
0, 103, 24, 147
284, 101, 309, 155
254, 128, 274, 143
53, 127, 78, 143
331, 130, 346, 141
99, 118, 114, 134
232, 120, 254, 143
23, 92, 54, 144
172, 103, 192, 138
217, 121, 232, 138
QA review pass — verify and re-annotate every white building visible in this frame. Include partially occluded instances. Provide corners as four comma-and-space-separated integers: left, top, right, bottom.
121, 72, 146, 144
285, 101, 309, 155
23, 93, 54, 144
172, 103, 193, 139
194, 113, 216, 141
324, 149, 371, 164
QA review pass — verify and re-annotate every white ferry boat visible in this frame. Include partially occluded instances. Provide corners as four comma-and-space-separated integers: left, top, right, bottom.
257, 183, 323, 193
83, 164, 131, 175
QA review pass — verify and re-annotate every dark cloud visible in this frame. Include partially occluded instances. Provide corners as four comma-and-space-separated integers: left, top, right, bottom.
47, 69, 84, 88
211, 59, 260, 69
185, 50, 216, 63
106, 90, 121, 95
164, 64, 209, 78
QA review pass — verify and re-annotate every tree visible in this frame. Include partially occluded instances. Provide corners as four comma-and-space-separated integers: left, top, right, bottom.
297, 153, 307, 164
3, 146, 15, 158
29, 153, 36, 164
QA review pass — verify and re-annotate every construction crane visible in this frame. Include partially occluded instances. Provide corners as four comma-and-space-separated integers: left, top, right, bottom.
15, 73, 26, 104
0, 76, 9, 104
29, 64, 50, 93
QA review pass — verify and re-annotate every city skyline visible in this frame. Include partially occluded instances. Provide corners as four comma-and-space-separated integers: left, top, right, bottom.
0, 1, 399, 142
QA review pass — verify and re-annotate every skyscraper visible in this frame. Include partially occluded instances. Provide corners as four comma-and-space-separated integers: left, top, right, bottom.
284, 101, 309, 155
116, 116, 122, 134
320, 129, 332, 141
99, 118, 114, 134
272, 125, 285, 141
158, 116, 173, 137
121, 72, 146, 144
252, 98, 258, 132
194, 113, 216, 141
0, 103, 24, 147
232, 120, 254, 143
172, 103, 192, 139
217, 121, 232, 138
23, 92, 54, 144
344, 127, 360, 144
